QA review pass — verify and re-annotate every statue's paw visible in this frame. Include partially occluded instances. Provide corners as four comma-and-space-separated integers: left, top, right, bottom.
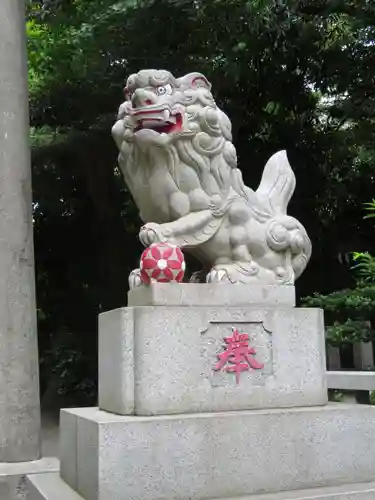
139, 223, 175, 247
206, 267, 231, 283
206, 261, 260, 284
129, 268, 143, 289
189, 270, 206, 283
139, 223, 162, 246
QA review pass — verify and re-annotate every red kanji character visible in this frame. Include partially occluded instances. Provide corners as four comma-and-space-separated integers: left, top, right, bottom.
214, 328, 264, 384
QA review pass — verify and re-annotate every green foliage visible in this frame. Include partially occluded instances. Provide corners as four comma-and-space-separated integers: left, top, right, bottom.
363, 200, 375, 219
352, 252, 375, 281
350, 201, 375, 280
27, 0, 375, 401
304, 201, 375, 348
329, 390, 344, 402
304, 287, 375, 346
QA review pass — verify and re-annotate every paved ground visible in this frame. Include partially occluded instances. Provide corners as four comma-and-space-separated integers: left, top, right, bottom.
41, 411, 59, 457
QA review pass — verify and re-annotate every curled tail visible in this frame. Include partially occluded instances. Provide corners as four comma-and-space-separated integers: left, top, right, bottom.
257, 150, 311, 279
266, 215, 312, 280
255, 150, 296, 216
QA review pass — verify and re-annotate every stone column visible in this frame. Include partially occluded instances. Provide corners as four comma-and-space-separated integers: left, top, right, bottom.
0, 0, 41, 461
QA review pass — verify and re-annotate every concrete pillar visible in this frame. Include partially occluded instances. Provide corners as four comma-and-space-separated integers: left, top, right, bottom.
0, 0, 41, 461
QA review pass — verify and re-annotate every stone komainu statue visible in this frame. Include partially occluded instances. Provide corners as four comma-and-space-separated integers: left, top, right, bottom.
112, 70, 311, 287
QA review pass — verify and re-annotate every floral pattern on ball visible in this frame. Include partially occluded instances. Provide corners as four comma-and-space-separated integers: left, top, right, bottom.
140, 243, 186, 284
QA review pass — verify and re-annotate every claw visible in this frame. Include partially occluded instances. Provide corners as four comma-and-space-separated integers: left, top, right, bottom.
139, 223, 160, 246
139, 223, 176, 246
129, 268, 143, 289
190, 270, 206, 283
206, 268, 229, 283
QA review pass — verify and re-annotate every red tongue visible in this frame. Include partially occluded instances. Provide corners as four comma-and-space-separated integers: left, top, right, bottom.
158, 122, 177, 134
158, 114, 183, 134
135, 114, 182, 134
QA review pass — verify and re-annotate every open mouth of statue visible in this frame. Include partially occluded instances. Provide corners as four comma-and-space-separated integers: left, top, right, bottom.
132, 108, 183, 134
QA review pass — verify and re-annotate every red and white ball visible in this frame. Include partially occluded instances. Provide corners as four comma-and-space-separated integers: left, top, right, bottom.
140, 243, 186, 284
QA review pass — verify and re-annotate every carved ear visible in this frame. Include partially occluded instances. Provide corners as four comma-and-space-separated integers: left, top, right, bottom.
178, 72, 212, 91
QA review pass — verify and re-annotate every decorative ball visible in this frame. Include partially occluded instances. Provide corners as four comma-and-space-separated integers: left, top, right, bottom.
140, 243, 186, 284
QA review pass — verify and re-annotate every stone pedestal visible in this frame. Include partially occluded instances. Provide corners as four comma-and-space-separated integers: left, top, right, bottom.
57, 404, 375, 500
27, 474, 375, 500
27, 285, 375, 500
99, 285, 327, 416
28, 404, 375, 500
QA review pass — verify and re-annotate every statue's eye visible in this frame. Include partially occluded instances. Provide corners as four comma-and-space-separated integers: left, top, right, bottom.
156, 84, 172, 96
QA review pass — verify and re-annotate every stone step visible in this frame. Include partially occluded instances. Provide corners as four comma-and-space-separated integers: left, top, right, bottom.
59, 404, 375, 500
0, 457, 59, 500
27, 472, 84, 500
218, 481, 375, 499
26, 473, 375, 500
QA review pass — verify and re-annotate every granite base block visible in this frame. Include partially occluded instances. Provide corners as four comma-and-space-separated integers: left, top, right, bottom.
220, 482, 375, 500
128, 283, 296, 307
60, 404, 375, 500
0, 458, 58, 500
25, 475, 375, 500
99, 306, 327, 416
